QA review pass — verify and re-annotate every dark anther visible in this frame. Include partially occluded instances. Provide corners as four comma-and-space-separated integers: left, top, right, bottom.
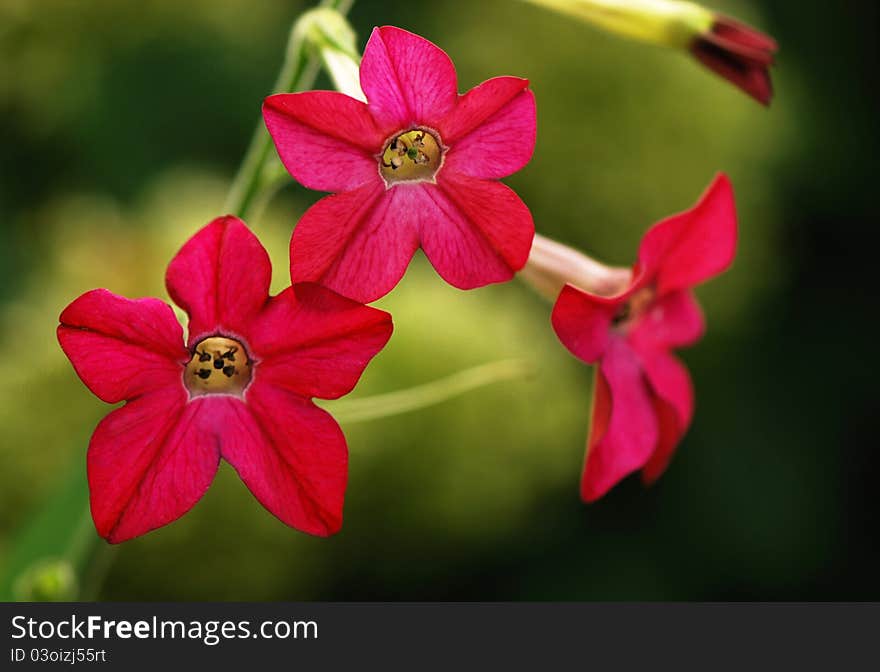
197, 369, 212, 379
221, 347, 237, 361
197, 349, 211, 362
612, 304, 631, 327
213, 358, 224, 369
222, 365, 236, 377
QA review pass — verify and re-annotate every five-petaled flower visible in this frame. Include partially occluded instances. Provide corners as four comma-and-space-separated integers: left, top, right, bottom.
690, 14, 778, 106
550, 174, 737, 501
57, 216, 392, 543
264, 25, 537, 304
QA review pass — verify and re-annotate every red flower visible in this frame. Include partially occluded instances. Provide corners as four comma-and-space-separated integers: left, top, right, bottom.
263, 25, 536, 303
691, 15, 778, 106
57, 216, 392, 542
550, 174, 736, 501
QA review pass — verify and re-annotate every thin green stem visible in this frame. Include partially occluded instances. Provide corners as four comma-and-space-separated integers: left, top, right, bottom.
224, 0, 355, 221
324, 359, 535, 424
1, 0, 358, 603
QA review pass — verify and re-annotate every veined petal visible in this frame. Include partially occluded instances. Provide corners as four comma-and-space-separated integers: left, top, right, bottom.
263, 91, 384, 192
166, 216, 271, 345
441, 77, 536, 179
637, 173, 737, 294
248, 284, 392, 400
629, 289, 705, 350
580, 338, 658, 502
225, 383, 348, 536
289, 182, 420, 304
58, 289, 188, 404
639, 351, 695, 484
88, 390, 220, 543
420, 173, 534, 289
551, 284, 619, 364
360, 26, 457, 130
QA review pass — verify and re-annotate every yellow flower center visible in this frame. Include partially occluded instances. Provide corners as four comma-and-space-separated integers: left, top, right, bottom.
379, 128, 443, 186
184, 336, 252, 397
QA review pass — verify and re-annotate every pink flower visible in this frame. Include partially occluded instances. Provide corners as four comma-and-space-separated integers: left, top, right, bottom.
263, 25, 537, 303
57, 216, 392, 542
690, 15, 778, 106
550, 174, 737, 501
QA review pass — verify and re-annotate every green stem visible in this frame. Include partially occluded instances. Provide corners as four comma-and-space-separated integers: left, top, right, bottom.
224, 0, 355, 220
3, 0, 542, 603
1, 0, 359, 602
324, 359, 535, 424
0, 463, 95, 600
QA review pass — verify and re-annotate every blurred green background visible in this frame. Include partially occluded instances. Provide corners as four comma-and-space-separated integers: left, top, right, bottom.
1, 0, 876, 600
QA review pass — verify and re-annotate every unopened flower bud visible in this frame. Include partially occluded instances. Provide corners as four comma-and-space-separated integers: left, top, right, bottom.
522, 0, 777, 104
292, 8, 365, 101
13, 559, 78, 601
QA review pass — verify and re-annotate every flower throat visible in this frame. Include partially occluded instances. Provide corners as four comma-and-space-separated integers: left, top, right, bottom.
379, 129, 443, 185
184, 336, 252, 397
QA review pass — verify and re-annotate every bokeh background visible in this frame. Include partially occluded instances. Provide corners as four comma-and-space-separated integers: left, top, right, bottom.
1, 0, 876, 600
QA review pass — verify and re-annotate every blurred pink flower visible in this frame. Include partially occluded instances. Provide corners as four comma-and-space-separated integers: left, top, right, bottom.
550, 174, 737, 501
58, 216, 391, 542
264, 25, 536, 303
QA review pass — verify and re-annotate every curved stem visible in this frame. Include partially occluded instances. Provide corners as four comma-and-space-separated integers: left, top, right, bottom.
224, 0, 355, 221
324, 359, 535, 424
2, 0, 359, 603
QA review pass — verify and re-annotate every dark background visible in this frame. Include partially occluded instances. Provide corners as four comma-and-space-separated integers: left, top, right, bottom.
0, 0, 877, 600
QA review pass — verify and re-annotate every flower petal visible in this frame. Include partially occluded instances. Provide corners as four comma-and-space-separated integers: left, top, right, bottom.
420, 174, 534, 289
166, 216, 271, 345
58, 289, 188, 404
641, 396, 684, 485
224, 383, 348, 536
691, 16, 777, 106
580, 338, 658, 502
629, 289, 705, 350
247, 284, 392, 399
711, 15, 778, 55
289, 182, 420, 304
441, 77, 536, 179
360, 26, 458, 130
691, 38, 773, 105
639, 351, 694, 484
637, 173, 737, 294
551, 283, 619, 364
88, 390, 220, 543
263, 91, 384, 192
639, 348, 694, 437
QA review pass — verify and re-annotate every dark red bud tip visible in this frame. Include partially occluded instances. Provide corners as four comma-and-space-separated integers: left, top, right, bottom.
690, 14, 778, 106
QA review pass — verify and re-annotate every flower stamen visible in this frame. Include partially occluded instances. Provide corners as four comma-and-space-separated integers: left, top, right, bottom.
185, 336, 252, 397
379, 129, 443, 186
